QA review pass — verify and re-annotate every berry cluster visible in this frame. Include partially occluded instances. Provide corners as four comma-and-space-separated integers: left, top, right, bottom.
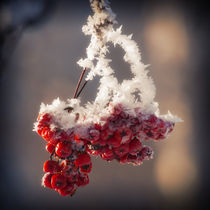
35, 103, 174, 196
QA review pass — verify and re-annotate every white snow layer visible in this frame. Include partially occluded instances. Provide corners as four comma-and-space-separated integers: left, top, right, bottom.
39, 0, 182, 130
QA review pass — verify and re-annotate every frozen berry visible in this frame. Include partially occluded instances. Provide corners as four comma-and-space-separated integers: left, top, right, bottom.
77, 174, 89, 187
114, 143, 129, 157
51, 174, 67, 190
41, 127, 53, 141
55, 142, 72, 158
43, 160, 60, 173
42, 173, 53, 189
46, 143, 55, 154
58, 183, 76, 196
129, 138, 142, 155
75, 153, 91, 166
79, 162, 92, 173
107, 135, 121, 148
100, 146, 115, 161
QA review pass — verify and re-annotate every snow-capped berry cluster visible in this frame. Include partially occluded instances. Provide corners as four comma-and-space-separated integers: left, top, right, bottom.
37, 113, 92, 196
85, 103, 174, 165
34, 0, 181, 197
35, 102, 174, 196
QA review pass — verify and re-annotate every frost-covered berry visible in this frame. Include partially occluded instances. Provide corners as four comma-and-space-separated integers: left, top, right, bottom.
46, 143, 55, 154
100, 146, 115, 161
114, 143, 129, 157
75, 153, 91, 166
55, 142, 72, 158
51, 174, 67, 190
79, 162, 92, 173
41, 127, 53, 141
42, 173, 53, 189
107, 135, 121, 148
77, 174, 89, 187
129, 138, 142, 155
43, 160, 60, 173
58, 184, 76, 196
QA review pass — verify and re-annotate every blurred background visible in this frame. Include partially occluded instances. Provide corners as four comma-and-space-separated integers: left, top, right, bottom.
0, 0, 209, 209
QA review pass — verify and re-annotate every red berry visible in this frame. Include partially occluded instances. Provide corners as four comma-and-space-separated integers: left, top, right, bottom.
51, 174, 67, 190
43, 160, 61, 173
79, 162, 92, 173
101, 146, 115, 161
114, 143, 129, 157
42, 173, 53, 189
107, 135, 121, 148
55, 142, 72, 158
60, 160, 71, 171
94, 123, 102, 130
119, 154, 129, 164
67, 173, 79, 183
58, 183, 76, 196
129, 138, 142, 155
89, 129, 100, 141
77, 174, 89, 187
48, 136, 59, 146
41, 127, 53, 141
46, 143, 55, 154
118, 127, 132, 144
36, 123, 44, 135
127, 154, 138, 164
75, 153, 91, 166
39, 113, 52, 124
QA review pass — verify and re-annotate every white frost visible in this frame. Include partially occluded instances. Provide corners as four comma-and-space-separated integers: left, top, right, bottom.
38, 0, 181, 130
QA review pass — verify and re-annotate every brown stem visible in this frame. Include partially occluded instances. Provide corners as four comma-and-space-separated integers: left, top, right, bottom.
73, 68, 87, 98
76, 81, 88, 98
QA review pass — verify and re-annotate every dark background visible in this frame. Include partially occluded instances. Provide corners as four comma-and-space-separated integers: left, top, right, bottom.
0, 0, 209, 209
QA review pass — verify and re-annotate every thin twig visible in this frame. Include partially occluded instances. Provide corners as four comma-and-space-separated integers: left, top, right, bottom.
73, 68, 87, 98
76, 81, 88, 98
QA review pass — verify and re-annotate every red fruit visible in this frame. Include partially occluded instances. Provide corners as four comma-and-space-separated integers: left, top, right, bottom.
55, 142, 72, 158
114, 143, 129, 157
36, 123, 44, 135
79, 162, 92, 173
129, 138, 142, 155
75, 153, 91, 166
119, 154, 129, 164
101, 147, 115, 161
46, 143, 55, 154
117, 127, 132, 144
101, 129, 113, 140
107, 134, 121, 148
146, 114, 158, 126
48, 136, 59, 146
60, 160, 71, 172
58, 183, 76, 196
39, 113, 52, 124
51, 174, 67, 190
127, 154, 138, 164
87, 146, 103, 156
67, 173, 79, 183
65, 130, 75, 142
94, 123, 102, 130
77, 174, 89, 187
41, 127, 53, 141
42, 173, 53, 189
89, 129, 100, 141
43, 160, 61, 173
